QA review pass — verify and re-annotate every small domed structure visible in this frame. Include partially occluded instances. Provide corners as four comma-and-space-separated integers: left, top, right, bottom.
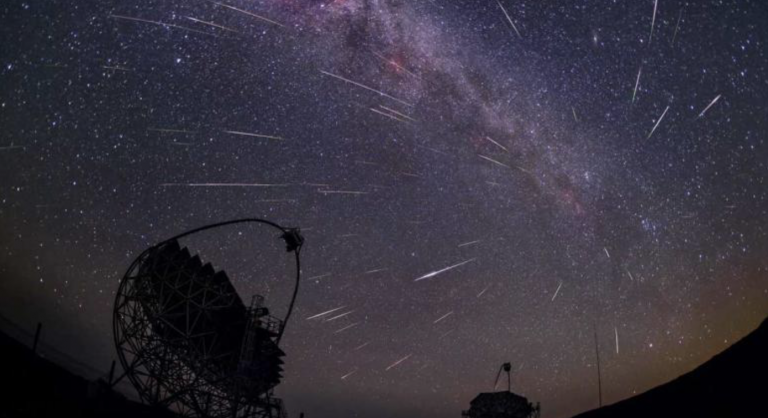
462, 363, 541, 418
462, 392, 540, 418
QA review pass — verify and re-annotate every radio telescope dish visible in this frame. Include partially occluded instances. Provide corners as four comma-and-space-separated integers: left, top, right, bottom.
113, 219, 304, 418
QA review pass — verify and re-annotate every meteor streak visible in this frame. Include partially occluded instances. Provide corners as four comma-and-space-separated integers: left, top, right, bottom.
495, 0, 522, 38
385, 354, 412, 371
371, 51, 418, 77
433, 311, 453, 324
479, 154, 530, 174
370, 107, 408, 123
109, 14, 217, 37
306, 305, 346, 320
159, 182, 291, 187
379, 105, 417, 122
325, 310, 354, 322
223, 130, 283, 140
698, 94, 721, 118
647, 105, 670, 139
649, 0, 658, 45
551, 281, 563, 301
458, 240, 481, 247
320, 70, 413, 107
317, 190, 369, 195
484, 136, 508, 152
354, 341, 371, 351
149, 128, 195, 134
615, 327, 620, 354
341, 369, 358, 380
334, 322, 359, 334
211, 2, 285, 27
671, 8, 683, 46
632, 66, 642, 103
399, 172, 422, 178
414, 258, 476, 282
477, 284, 491, 298
478, 154, 510, 169
186, 16, 240, 33
102, 65, 132, 72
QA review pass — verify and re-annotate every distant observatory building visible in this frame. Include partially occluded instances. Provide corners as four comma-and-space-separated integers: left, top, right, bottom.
462, 363, 541, 418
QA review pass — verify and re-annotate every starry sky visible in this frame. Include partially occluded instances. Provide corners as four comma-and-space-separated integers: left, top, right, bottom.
1, 0, 768, 417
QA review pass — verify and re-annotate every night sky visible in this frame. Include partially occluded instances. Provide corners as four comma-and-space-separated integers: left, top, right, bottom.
1, 0, 768, 417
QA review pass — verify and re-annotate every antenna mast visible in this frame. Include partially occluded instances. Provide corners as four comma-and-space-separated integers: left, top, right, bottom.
594, 330, 603, 407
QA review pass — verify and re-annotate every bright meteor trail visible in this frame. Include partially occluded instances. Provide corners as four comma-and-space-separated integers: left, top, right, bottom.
385, 354, 413, 371
647, 105, 670, 139
649, 0, 659, 45
211, 1, 285, 27
306, 306, 346, 320
159, 183, 291, 188
632, 66, 642, 103
551, 281, 563, 301
320, 70, 413, 107
432, 311, 453, 324
496, 0, 522, 38
414, 258, 477, 282
484, 136, 509, 152
698, 94, 722, 118
223, 130, 284, 140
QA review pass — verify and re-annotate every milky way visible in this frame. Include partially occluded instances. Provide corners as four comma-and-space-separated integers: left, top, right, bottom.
1, 1, 768, 417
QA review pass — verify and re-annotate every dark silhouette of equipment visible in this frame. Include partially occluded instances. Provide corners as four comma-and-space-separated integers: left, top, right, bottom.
463, 363, 541, 418
494, 362, 512, 391
112, 219, 304, 418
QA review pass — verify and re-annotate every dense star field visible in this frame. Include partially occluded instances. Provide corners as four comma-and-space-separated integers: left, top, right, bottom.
1, 0, 768, 417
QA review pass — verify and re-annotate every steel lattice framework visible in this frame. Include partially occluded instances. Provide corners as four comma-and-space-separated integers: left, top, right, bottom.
113, 219, 303, 418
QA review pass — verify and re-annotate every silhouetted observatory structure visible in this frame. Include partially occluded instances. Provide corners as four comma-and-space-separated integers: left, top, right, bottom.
112, 219, 304, 418
463, 363, 541, 418
573, 315, 768, 418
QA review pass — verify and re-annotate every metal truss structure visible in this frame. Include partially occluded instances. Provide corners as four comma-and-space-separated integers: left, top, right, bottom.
113, 219, 303, 418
